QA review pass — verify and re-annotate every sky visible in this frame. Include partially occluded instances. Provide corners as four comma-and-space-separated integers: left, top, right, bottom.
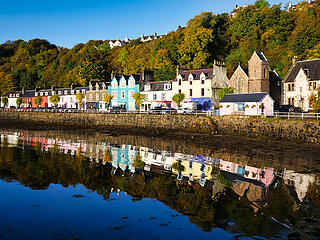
0, 0, 300, 49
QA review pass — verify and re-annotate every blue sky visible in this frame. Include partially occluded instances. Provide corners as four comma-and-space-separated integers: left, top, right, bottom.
1, 0, 299, 48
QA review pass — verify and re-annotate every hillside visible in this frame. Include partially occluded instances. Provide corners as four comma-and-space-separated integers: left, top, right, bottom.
0, 0, 320, 94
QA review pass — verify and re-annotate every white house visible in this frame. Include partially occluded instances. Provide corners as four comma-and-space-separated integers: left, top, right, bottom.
219, 92, 274, 116
140, 81, 173, 111
283, 58, 320, 112
109, 36, 130, 49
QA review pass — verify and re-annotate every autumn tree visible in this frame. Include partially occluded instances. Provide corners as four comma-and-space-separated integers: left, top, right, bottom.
49, 94, 61, 108
16, 97, 23, 108
172, 93, 185, 108
132, 92, 145, 111
103, 93, 113, 110
217, 87, 235, 100
309, 87, 320, 112
76, 92, 85, 110
34, 96, 42, 108
1, 97, 8, 107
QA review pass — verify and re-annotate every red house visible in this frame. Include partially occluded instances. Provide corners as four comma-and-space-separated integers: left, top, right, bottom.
31, 89, 51, 108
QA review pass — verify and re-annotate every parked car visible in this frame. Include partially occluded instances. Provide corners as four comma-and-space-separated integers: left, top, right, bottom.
177, 107, 194, 114
21, 107, 31, 112
148, 106, 165, 114
275, 105, 294, 112
108, 106, 126, 114
161, 107, 177, 115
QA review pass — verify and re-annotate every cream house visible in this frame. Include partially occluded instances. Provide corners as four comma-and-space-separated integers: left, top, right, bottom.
283, 58, 320, 112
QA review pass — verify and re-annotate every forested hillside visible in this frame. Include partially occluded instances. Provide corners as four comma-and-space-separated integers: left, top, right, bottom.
1, 0, 320, 94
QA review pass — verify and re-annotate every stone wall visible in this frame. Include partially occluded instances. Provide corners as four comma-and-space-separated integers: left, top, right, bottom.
0, 112, 319, 143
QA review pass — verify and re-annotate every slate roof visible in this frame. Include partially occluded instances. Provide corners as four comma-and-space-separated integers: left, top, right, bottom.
179, 69, 214, 80
22, 90, 36, 98
219, 93, 270, 103
284, 59, 320, 83
256, 52, 268, 61
269, 70, 282, 85
147, 81, 170, 91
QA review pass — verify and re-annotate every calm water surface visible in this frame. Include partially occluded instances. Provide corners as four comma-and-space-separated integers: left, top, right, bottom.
0, 129, 319, 240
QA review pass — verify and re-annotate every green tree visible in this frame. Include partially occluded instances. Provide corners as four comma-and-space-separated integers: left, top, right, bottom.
103, 93, 113, 110
34, 96, 42, 108
16, 97, 23, 108
217, 87, 235, 100
49, 94, 60, 108
132, 92, 145, 111
172, 93, 185, 108
1, 97, 8, 107
309, 87, 320, 112
76, 92, 85, 110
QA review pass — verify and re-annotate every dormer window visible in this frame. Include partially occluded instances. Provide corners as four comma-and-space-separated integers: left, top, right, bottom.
9, 94, 12, 97
164, 84, 171, 90
120, 80, 126, 88
102, 84, 106, 90
304, 69, 310, 77
95, 84, 99, 90
112, 81, 118, 88
82, 89, 85, 93
189, 75, 193, 81
40, 92, 43, 96
58, 91, 62, 95
64, 90, 68, 94
45, 92, 48, 96
71, 90, 75, 94
145, 84, 151, 91
201, 76, 205, 84
129, 79, 135, 88
89, 85, 92, 91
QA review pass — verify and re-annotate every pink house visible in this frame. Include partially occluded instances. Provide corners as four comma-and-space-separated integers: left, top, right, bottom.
48, 86, 87, 109
219, 92, 274, 116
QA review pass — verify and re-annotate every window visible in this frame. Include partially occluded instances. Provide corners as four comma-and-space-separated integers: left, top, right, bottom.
153, 94, 157, 101
40, 92, 43, 96
201, 78, 205, 84
178, 79, 181, 86
144, 94, 148, 101
164, 84, 171, 90
129, 90, 135, 98
45, 92, 48, 96
112, 81, 118, 88
201, 88, 205, 97
189, 75, 193, 81
121, 91, 125, 99
304, 69, 310, 77
161, 93, 166, 101
58, 91, 62, 94
89, 85, 92, 91
96, 93, 99, 101
189, 89, 192, 97
178, 89, 182, 94
129, 79, 135, 88
264, 67, 268, 78
82, 89, 85, 93
120, 80, 126, 88
190, 80, 192, 85
112, 91, 117, 99
237, 103, 245, 111
71, 90, 74, 94
145, 84, 151, 91
64, 90, 68, 94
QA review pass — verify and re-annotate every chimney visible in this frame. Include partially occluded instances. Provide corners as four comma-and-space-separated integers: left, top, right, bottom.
292, 56, 297, 65
176, 65, 179, 78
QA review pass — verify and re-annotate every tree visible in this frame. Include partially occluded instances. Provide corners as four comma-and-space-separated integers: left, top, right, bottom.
16, 97, 23, 108
309, 87, 320, 112
132, 92, 145, 111
217, 87, 235, 100
49, 94, 60, 108
103, 93, 113, 110
172, 93, 186, 108
1, 97, 8, 107
34, 96, 42, 108
76, 92, 85, 110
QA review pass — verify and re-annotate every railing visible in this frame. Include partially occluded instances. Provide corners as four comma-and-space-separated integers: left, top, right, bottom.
0, 108, 318, 120
273, 112, 320, 120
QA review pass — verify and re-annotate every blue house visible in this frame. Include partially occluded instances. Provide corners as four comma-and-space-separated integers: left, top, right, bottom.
107, 70, 154, 111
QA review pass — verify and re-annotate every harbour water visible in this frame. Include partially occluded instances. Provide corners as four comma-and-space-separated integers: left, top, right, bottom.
0, 129, 319, 240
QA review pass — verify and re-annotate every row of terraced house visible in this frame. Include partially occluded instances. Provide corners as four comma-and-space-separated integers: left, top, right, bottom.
1, 51, 320, 115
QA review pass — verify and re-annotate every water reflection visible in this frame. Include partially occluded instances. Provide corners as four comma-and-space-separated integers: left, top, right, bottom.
0, 130, 320, 239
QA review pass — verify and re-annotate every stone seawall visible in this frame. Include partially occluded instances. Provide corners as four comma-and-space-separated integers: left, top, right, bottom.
0, 112, 319, 143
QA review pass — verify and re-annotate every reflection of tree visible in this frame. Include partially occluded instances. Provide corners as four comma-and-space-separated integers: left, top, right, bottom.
132, 154, 144, 169
0, 145, 319, 238
104, 149, 112, 162
172, 160, 185, 172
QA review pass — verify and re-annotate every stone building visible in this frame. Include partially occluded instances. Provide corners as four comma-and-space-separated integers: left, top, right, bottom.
283, 58, 320, 112
86, 81, 109, 110
228, 51, 282, 106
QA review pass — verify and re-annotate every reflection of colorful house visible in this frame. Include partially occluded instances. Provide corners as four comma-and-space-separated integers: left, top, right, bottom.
172, 154, 214, 185
110, 145, 137, 173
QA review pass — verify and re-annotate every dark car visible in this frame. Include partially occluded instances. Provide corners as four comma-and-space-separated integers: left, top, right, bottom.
275, 105, 294, 112
108, 106, 126, 114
